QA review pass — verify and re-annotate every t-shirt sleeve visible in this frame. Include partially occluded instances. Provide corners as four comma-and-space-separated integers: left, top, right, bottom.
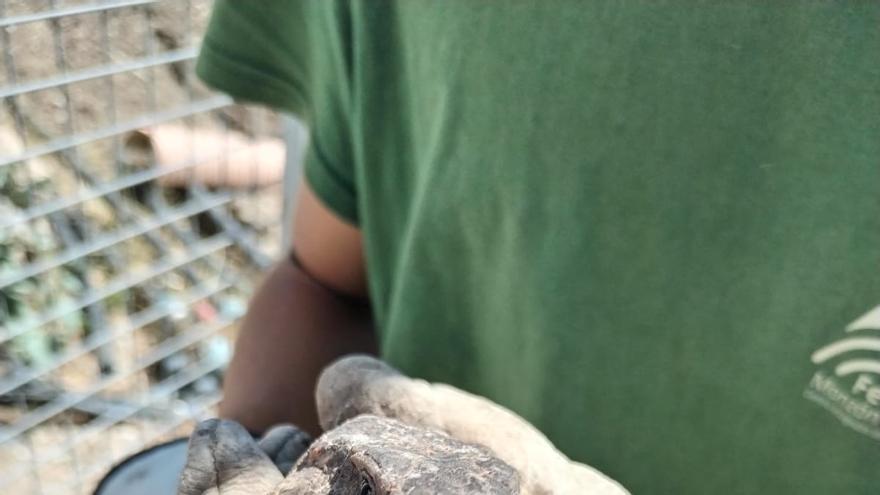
196, 0, 359, 224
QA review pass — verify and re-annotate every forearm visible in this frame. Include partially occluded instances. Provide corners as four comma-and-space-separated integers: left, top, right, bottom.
219, 256, 376, 436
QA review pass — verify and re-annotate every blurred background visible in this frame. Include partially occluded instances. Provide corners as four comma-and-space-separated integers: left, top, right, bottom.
0, 0, 301, 492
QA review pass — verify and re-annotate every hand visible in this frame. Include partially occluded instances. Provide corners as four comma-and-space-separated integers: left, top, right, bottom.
178, 355, 630, 494
316, 355, 630, 495
178, 416, 518, 494
177, 420, 311, 495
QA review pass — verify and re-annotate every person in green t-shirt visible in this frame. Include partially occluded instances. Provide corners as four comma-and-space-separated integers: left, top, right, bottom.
196, 1, 879, 493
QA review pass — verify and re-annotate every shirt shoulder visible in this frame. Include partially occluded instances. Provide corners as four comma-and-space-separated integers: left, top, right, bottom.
196, 0, 350, 118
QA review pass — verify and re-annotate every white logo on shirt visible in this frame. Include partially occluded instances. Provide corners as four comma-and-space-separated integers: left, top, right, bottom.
804, 305, 880, 440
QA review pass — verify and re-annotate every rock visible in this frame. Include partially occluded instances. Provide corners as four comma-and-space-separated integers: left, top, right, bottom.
287, 415, 519, 495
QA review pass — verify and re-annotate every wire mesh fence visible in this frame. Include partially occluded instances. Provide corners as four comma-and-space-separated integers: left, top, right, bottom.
0, 1, 291, 493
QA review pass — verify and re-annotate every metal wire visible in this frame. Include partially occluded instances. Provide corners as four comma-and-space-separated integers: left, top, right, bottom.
27, 370, 224, 493
0, 279, 232, 397
0, 2, 291, 493
38, 393, 223, 495
0, 195, 232, 289
0, 96, 232, 168
0, 235, 233, 344
0, 46, 198, 99
0, 0, 156, 28
0, 315, 234, 445
0, 144, 254, 230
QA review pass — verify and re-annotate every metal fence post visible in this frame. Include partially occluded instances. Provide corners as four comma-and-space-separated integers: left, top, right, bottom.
281, 114, 308, 255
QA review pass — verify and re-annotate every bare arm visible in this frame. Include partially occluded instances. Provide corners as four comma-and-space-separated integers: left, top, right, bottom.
219, 181, 376, 436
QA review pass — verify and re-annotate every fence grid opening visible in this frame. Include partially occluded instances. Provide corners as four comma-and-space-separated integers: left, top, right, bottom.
0, 1, 286, 493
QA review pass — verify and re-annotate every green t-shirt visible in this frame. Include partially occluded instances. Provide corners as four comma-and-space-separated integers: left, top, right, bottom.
197, 2, 880, 492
